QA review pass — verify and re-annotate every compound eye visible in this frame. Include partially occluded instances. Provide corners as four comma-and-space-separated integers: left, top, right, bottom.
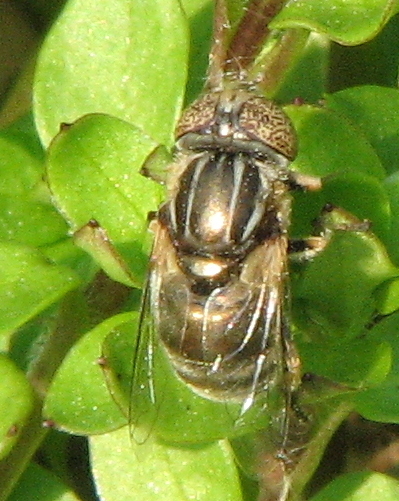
175, 93, 220, 139
239, 96, 297, 160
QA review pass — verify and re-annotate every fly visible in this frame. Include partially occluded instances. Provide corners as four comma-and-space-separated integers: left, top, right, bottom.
153, 87, 300, 410
131, 1, 323, 499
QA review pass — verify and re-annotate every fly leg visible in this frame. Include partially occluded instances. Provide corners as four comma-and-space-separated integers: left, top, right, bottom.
287, 170, 368, 260
285, 171, 325, 261
288, 236, 328, 262
287, 171, 369, 255
287, 171, 323, 192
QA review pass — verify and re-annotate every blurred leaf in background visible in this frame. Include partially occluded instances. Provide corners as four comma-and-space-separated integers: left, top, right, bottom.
1, 1, 399, 501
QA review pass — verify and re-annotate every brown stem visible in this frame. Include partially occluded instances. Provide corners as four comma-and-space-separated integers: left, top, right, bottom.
257, 400, 353, 501
206, 0, 230, 90
225, 0, 288, 77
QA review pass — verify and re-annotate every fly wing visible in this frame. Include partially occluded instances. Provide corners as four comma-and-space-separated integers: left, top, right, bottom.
235, 234, 300, 416
242, 236, 304, 501
129, 227, 300, 443
128, 221, 172, 443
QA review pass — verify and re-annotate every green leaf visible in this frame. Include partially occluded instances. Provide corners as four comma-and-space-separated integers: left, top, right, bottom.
272, 0, 399, 46
43, 313, 133, 435
2, 113, 45, 163
0, 134, 66, 248
0, 136, 42, 195
327, 86, 399, 175
73, 222, 135, 287
34, 0, 189, 147
182, 0, 213, 104
0, 196, 68, 248
90, 427, 242, 501
311, 471, 399, 501
46, 113, 164, 287
0, 354, 34, 461
355, 312, 399, 422
286, 104, 385, 180
300, 337, 391, 391
8, 462, 80, 501
384, 172, 399, 267
294, 229, 399, 340
181, 0, 211, 18
329, 17, 399, 91
275, 33, 330, 104
375, 274, 399, 315
356, 382, 399, 423
0, 242, 80, 337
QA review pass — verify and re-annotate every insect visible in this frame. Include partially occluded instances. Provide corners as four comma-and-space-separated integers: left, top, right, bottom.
144, 86, 301, 422
130, 0, 323, 499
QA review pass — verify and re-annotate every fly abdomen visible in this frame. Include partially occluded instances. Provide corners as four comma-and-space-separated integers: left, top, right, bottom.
158, 268, 282, 400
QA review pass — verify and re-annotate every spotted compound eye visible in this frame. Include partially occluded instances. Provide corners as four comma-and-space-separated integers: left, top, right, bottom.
239, 96, 297, 160
175, 90, 297, 161
175, 93, 221, 139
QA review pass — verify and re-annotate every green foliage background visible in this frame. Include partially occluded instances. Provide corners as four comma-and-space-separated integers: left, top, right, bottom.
2, 0, 399, 500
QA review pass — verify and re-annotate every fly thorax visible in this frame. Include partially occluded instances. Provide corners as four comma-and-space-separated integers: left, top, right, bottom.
165, 152, 274, 264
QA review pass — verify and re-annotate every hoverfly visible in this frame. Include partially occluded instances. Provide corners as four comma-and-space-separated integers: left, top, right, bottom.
130, 0, 323, 498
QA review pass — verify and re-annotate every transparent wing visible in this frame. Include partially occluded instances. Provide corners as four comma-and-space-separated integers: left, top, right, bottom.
237, 235, 298, 415
210, 234, 299, 420
256, 237, 302, 448
128, 221, 169, 444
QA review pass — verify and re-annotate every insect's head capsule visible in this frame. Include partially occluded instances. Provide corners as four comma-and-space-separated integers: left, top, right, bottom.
175, 89, 297, 161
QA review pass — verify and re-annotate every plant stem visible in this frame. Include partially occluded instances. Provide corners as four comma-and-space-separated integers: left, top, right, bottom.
0, 398, 47, 501
0, 274, 130, 499
288, 400, 353, 499
225, 0, 289, 76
